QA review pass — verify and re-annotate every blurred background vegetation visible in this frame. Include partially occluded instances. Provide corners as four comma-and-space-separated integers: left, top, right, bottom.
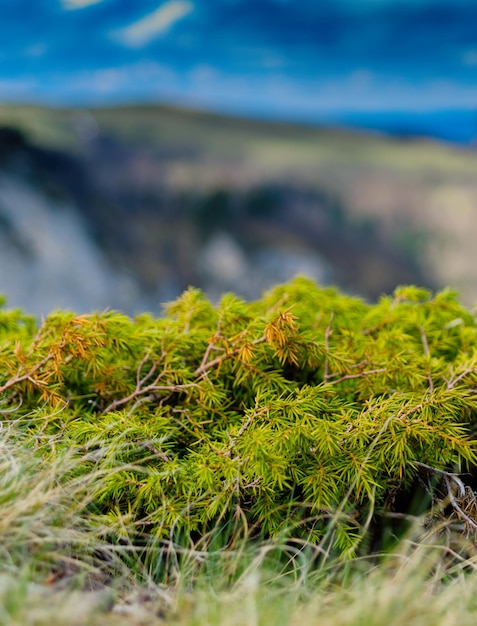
1, 1, 477, 316
0, 102, 476, 316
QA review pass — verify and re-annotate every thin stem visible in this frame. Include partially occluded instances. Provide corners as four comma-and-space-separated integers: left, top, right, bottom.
447, 367, 475, 390
327, 368, 387, 385
0, 353, 54, 394
323, 312, 334, 382
419, 326, 434, 393
444, 476, 477, 532
194, 336, 266, 377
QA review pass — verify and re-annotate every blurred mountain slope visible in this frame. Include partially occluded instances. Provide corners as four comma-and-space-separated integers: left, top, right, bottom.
0, 103, 476, 314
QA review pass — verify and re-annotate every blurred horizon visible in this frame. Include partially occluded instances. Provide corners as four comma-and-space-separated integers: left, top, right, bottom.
2, 0, 477, 317
2, 0, 477, 143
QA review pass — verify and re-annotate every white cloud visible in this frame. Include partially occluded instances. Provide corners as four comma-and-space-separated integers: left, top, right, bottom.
190, 65, 218, 83
53, 62, 177, 101
25, 44, 47, 58
114, 1, 194, 47
61, 0, 104, 9
348, 69, 374, 90
0, 78, 39, 100
462, 49, 477, 67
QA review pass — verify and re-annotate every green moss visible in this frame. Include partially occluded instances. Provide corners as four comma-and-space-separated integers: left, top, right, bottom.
1, 277, 477, 557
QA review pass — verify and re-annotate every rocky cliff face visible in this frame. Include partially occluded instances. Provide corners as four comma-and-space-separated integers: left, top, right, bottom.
0, 173, 143, 316
0, 160, 338, 316
0, 115, 437, 316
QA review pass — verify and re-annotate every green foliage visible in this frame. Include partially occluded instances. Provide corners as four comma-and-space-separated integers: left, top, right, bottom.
1, 278, 477, 557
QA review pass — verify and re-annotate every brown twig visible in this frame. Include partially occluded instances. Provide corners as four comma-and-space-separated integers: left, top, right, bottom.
413, 461, 477, 531
194, 336, 266, 378
444, 476, 477, 533
414, 460, 466, 496
197, 321, 223, 374
223, 397, 264, 458
419, 326, 434, 393
136, 349, 155, 387
327, 368, 387, 385
102, 351, 197, 414
326, 360, 372, 380
446, 367, 475, 390
323, 312, 334, 383
141, 441, 170, 463
0, 353, 54, 395
102, 380, 197, 414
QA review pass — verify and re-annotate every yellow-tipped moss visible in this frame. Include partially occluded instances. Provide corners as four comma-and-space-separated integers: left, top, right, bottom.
1, 277, 477, 557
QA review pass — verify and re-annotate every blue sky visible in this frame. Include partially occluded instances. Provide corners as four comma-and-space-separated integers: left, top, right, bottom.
1, 0, 477, 139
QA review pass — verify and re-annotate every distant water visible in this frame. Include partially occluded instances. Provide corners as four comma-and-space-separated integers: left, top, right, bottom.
326, 110, 477, 145
214, 105, 477, 146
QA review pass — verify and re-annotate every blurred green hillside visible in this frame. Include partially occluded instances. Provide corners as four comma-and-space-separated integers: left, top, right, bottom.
1, 102, 476, 307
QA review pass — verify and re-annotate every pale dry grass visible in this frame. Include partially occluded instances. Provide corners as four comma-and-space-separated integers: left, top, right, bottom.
1, 417, 477, 625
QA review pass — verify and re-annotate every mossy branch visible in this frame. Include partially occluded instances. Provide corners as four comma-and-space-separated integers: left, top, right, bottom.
1, 278, 477, 555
